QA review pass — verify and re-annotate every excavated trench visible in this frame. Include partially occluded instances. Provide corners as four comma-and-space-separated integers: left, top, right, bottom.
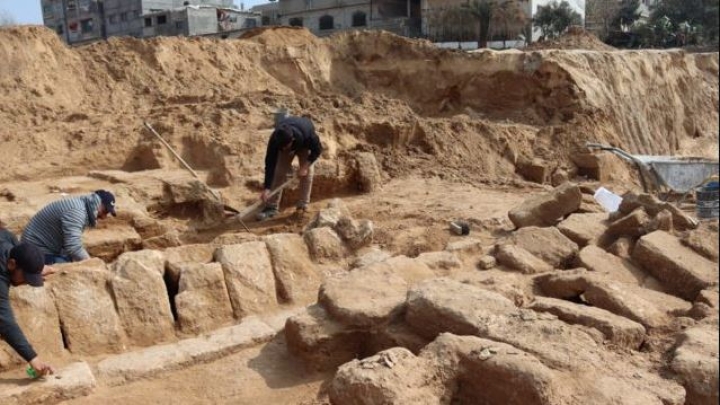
0, 25, 718, 405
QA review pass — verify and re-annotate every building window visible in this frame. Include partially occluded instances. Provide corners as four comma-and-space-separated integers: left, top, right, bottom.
108, 14, 117, 24
120, 12, 128, 22
157, 15, 167, 25
262, 16, 270, 26
144, 17, 152, 27
245, 19, 257, 28
43, 4, 53, 17
67, 0, 77, 12
319, 15, 333, 30
289, 17, 303, 27
80, 18, 94, 33
175, 21, 184, 30
352, 11, 366, 27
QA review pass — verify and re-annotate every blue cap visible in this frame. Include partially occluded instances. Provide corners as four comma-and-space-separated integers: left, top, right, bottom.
95, 190, 117, 216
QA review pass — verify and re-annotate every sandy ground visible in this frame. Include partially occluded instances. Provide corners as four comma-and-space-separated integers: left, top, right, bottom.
64, 336, 331, 405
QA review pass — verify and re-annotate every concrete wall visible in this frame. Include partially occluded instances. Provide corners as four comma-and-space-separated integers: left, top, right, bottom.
143, 0, 176, 12
187, 8, 220, 35
279, 0, 370, 33
42, 0, 105, 43
104, 0, 144, 37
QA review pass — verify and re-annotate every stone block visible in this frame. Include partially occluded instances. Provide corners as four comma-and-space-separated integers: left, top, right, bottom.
304, 227, 348, 263
264, 233, 322, 304
557, 213, 608, 246
285, 305, 365, 371
606, 208, 650, 237
671, 324, 719, 405
111, 251, 175, 346
0, 362, 96, 405
530, 296, 646, 349
633, 231, 718, 300
508, 183, 582, 228
214, 242, 278, 318
49, 259, 128, 355
495, 244, 553, 274
175, 263, 234, 334
512, 226, 579, 268
330, 348, 443, 405
405, 278, 518, 340
0, 285, 63, 371
84, 225, 142, 262
319, 268, 408, 328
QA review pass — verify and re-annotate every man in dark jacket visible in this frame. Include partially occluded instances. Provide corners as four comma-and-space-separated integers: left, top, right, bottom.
22, 190, 116, 264
0, 228, 55, 377
257, 116, 322, 220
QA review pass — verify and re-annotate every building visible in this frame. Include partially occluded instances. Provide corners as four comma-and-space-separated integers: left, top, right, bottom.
251, 2, 280, 26
271, 0, 583, 44
41, 0, 105, 43
41, 0, 258, 44
275, 0, 421, 37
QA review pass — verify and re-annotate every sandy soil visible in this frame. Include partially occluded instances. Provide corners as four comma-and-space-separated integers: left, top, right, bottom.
64, 336, 331, 405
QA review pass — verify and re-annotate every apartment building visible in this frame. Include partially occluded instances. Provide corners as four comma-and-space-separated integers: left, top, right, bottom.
41, 0, 257, 44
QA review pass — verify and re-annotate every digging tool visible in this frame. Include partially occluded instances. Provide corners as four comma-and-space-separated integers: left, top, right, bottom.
143, 122, 250, 231
231, 161, 315, 222
233, 176, 298, 221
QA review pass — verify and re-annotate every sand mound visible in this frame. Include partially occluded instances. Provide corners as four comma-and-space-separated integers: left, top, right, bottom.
0, 26, 716, 188
527, 27, 616, 52
239, 26, 320, 47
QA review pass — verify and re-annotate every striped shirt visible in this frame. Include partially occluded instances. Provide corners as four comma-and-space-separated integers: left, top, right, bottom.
21, 194, 100, 261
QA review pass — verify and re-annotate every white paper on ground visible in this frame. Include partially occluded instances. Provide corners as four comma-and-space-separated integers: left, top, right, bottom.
593, 187, 623, 212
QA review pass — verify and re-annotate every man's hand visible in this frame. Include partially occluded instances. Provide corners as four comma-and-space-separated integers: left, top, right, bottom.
29, 357, 55, 377
260, 189, 271, 203
298, 163, 310, 177
42, 266, 57, 280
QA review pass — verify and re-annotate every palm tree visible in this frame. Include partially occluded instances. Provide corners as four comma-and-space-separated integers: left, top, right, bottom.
463, 0, 496, 48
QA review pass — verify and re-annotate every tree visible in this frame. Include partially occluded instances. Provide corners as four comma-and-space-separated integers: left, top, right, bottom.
534, 1, 583, 40
650, 0, 719, 44
585, 0, 619, 40
495, 0, 528, 48
610, 0, 641, 31
463, 0, 496, 48
1, 9, 17, 26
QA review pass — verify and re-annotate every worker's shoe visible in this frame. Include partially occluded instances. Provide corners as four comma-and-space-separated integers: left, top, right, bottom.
295, 202, 308, 212
256, 206, 279, 221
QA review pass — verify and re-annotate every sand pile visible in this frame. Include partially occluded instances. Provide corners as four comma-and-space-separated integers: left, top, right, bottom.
527, 26, 616, 51
239, 26, 320, 47
0, 26, 717, 188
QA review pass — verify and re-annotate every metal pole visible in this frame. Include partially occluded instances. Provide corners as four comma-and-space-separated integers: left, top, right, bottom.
143, 122, 251, 232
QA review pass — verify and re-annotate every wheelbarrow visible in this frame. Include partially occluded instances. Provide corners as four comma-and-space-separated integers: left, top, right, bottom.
586, 142, 720, 199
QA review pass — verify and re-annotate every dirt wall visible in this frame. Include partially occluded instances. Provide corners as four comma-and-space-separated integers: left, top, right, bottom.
0, 26, 717, 186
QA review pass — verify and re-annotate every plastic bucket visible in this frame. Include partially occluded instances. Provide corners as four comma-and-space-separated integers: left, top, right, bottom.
593, 187, 623, 213
696, 182, 719, 219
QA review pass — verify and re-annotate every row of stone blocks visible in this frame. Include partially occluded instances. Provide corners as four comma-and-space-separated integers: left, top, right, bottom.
0, 309, 295, 404
0, 199, 374, 372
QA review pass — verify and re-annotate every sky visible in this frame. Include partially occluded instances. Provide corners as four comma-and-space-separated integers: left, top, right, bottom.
0, 0, 269, 25
0, 0, 43, 24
